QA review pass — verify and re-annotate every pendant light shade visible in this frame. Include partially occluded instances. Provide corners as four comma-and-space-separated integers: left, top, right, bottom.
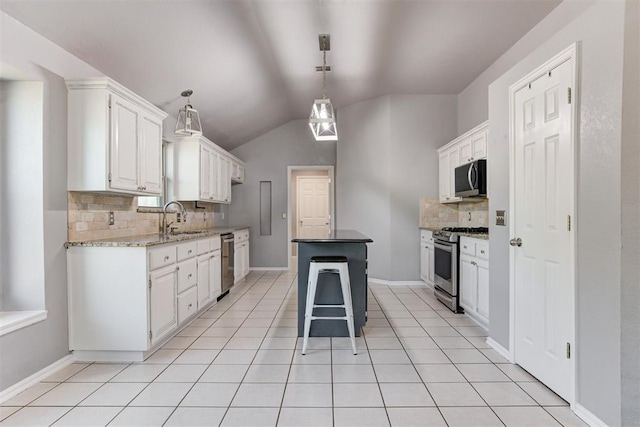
309, 34, 337, 141
309, 98, 338, 141
175, 89, 202, 136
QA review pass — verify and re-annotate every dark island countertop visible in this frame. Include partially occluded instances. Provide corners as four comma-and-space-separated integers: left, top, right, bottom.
292, 229, 373, 243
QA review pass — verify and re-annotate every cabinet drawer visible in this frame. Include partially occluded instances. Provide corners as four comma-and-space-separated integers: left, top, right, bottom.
235, 229, 249, 242
420, 229, 433, 243
177, 286, 198, 324
149, 246, 176, 270
177, 258, 197, 293
460, 238, 476, 256
210, 237, 221, 251
197, 238, 211, 255
476, 241, 489, 260
177, 241, 197, 261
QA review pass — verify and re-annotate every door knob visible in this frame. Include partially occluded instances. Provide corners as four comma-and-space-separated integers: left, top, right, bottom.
509, 238, 522, 247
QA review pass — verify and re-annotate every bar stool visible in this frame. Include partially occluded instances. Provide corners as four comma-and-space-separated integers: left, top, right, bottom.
302, 255, 357, 355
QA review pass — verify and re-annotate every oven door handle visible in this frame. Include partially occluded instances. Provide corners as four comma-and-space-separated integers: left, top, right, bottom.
434, 241, 454, 253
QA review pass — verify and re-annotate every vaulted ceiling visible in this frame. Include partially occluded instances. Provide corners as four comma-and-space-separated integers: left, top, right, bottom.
0, 0, 560, 150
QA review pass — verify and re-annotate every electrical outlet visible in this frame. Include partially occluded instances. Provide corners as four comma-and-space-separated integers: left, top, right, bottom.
496, 210, 506, 226
108, 211, 115, 225
176, 212, 181, 223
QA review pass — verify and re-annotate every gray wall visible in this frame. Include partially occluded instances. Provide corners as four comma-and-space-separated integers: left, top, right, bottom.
0, 12, 102, 391
621, 0, 640, 424
480, 2, 627, 424
337, 95, 458, 281
456, 1, 594, 134
230, 120, 336, 268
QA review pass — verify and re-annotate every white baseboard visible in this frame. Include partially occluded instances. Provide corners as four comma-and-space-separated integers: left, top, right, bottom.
486, 337, 513, 362
368, 278, 427, 287
573, 403, 609, 427
249, 267, 289, 271
0, 354, 74, 403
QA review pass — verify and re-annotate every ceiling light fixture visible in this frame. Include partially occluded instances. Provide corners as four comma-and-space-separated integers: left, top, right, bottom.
175, 89, 202, 136
309, 34, 338, 141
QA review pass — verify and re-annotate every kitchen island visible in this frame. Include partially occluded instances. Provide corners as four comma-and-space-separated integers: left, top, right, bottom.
292, 230, 373, 337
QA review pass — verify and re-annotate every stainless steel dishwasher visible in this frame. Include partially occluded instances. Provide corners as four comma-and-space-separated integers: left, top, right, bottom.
220, 233, 235, 297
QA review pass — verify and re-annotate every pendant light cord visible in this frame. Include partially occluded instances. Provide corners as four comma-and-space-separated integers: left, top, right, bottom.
322, 36, 327, 99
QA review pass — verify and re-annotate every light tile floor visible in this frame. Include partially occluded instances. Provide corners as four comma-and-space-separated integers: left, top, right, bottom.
0, 270, 589, 426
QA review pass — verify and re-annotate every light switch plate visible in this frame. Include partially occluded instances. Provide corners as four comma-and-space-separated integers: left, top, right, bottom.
496, 210, 506, 226
108, 211, 115, 225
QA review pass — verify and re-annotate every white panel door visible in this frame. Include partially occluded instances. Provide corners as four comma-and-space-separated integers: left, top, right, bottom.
513, 58, 574, 401
109, 94, 139, 192
297, 177, 330, 239
210, 250, 222, 299
139, 115, 163, 195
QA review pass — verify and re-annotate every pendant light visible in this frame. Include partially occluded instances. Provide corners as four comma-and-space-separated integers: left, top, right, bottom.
309, 34, 338, 141
175, 89, 203, 136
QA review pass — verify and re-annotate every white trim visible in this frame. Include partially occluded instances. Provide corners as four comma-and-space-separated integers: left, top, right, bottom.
486, 337, 514, 363
286, 166, 336, 271
0, 354, 73, 403
0, 310, 47, 337
573, 403, 609, 427
508, 42, 579, 405
368, 278, 427, 287
249, 267, 289, 271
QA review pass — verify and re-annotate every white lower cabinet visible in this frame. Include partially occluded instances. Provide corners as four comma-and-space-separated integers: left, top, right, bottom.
420, 229, 435, 285
234, 229, 250, 285
149, 265, 178, 346
67, 235, 223, 362
459, 236, 490, 326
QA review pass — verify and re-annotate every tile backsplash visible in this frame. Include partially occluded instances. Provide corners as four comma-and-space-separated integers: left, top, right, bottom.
420, 198, 488, 228
67, 192, 215, 241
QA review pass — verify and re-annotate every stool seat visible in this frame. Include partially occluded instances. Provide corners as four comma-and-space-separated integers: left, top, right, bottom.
311, 255, 348, 263
302, 256, 357, 355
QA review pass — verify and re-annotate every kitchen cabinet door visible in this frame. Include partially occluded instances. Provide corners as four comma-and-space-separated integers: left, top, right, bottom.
199, 144, 212, 200
427, 245, 435, 285
420, 243, 429, 283
459, 256, 477, 312
149, 265, 178, 346
197, 255, 211, 308
139, 114, 163, 194
210, 250, 222, 299
476, 261, 490, 321
471, 129, 488, 160
109, 94, 140, 192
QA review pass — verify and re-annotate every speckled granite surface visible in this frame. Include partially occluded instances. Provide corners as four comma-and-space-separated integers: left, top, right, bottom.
65, 226, 250, 248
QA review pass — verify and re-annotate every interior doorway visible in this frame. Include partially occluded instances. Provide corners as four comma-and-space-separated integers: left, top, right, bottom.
287, 166, 335, 270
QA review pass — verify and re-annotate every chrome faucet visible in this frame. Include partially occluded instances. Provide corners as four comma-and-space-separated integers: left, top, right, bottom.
162, 201, 187, 235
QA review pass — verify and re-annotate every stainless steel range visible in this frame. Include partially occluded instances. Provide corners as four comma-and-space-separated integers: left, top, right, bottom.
433, 227, 488, 312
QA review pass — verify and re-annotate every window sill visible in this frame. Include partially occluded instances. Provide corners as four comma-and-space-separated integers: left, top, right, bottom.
0, 310, 48, 337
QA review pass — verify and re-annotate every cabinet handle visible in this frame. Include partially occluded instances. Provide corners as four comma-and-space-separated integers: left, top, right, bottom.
188, 303, 193, 308
188, 250, 193, 254
188, 273, 192, 278
480, 250, 485, 254
176, 266, 180, 271
164, 255, 170, 261
471, 261, 477, 266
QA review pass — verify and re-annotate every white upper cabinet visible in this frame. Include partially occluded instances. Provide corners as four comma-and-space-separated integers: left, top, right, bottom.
66, 78, 168, 196
169, 134, 243, 204
437, 121, 488, 204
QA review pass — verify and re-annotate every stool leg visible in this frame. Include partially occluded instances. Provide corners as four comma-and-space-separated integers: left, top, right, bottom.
302, 264, 318, 355
338, 264, 357, 355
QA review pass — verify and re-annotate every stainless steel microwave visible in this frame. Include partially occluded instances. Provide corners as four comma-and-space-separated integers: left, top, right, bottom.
454, 159, 487, 198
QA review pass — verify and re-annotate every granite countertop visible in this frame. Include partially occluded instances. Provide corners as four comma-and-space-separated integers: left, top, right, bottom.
459, 233, 490, 241
419, 226, 440, 232
292, 229, 373, 243
65, 226, 250, 248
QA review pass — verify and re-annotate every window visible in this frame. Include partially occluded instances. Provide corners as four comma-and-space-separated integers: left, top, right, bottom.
0, 78, 48, 335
